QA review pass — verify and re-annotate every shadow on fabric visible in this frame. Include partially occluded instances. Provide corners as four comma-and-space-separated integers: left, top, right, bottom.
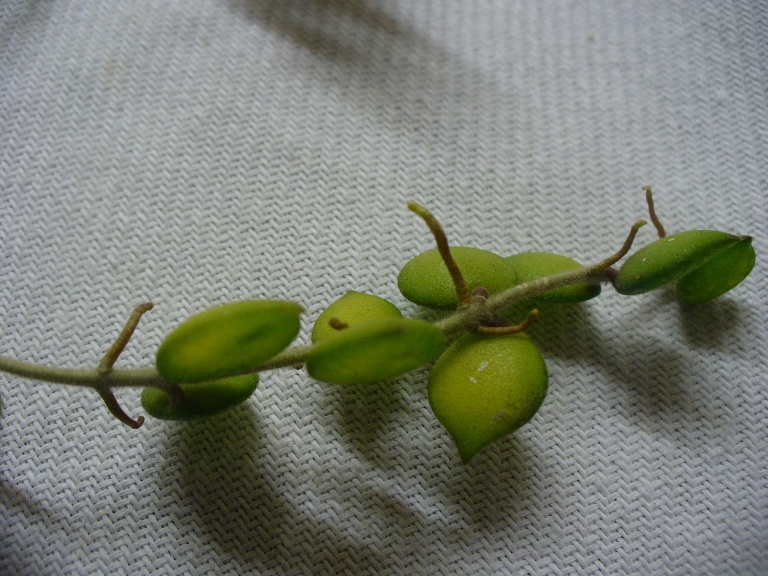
151, 382, 542, 573
226, 0, 518, 161
161, 403, 394, 573
229, 0, 412, 58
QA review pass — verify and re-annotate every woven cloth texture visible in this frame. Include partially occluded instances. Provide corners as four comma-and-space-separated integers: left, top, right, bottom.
1, 1, 767, 574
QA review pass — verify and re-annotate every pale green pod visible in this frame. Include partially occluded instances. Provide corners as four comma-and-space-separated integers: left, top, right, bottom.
141, 374, 259, 421
398, 247, 518, 310
156, 300, 303, 383
614, 230, 751, 296
429, 332, 548, 463
504, 252, 601, 304
306, 318, 446, 385
312, 291, 402, 343
675, 236, 755, 304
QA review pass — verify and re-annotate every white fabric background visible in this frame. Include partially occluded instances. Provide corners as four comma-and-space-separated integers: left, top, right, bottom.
1, 1, 766, 574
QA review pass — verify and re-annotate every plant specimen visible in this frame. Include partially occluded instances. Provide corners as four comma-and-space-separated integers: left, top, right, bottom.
0, 188, 755, 461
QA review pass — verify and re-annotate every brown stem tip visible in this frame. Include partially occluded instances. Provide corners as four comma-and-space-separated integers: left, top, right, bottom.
98, 302, 155, 374
97, 388, 144, 429
328, 317, 349, 331
596, 220, 647, 270
644, 186, 666, 239
408, 201, 470, 307
476, 309, 539, 335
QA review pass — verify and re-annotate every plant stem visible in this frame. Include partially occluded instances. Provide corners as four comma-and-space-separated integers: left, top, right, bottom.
0, 221, 646, 390
0, 267, 624, 388
0, 344, 315, 389
435, 264, 607, 338
435, 219, 646, 338
0, 357, 165, 389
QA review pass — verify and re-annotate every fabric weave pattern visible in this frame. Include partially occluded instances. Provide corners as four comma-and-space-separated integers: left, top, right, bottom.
1, 1, 766, 574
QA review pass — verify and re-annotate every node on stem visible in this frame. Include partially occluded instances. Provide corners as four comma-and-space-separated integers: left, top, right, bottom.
475, 309, 539, 335
96, 302, 155, 429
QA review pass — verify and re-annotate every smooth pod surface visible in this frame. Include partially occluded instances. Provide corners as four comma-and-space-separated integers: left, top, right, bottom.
312, 291, 402, 343
504, 252, 601, 304
398, 247, 517, 309
156, 300, 302, 383
141, 374, 259, 421
675, 236, 755, 304
429, 332, 548, 463
614, 230, 748, 295
307, 318, 446, 385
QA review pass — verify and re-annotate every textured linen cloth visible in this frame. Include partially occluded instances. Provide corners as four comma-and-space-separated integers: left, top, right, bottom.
1, 1, 766, 574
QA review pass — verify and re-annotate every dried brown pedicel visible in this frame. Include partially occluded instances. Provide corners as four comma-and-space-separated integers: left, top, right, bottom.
429, 332, 548, 463
141, 374, 259, 421
307, 318, 446, 385
156, 300, 302, 383
398, 247, 517, 310
312, 291, 402, 343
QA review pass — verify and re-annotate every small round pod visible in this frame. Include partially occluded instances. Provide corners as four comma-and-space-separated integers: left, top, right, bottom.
614, 230, 750, 296
312, 291, 402, 343
306, 318, 446, 385
428, 332, 548, 463
504, 252, 601, 305
156, 300, 303, 383
398, 247, 517, 310
675, 235, 755, 304
141, 374, 259, 421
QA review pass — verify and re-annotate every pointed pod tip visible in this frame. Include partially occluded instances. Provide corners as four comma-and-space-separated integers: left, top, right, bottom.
288, 301, 305, 314
459, 444, 479, 464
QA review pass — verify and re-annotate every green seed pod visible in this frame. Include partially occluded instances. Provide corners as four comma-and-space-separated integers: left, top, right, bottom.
156, 300, 303, 383
504, 252, 601, 304
306, 318, 446, 385
614, 230, 751, 296
141, 374, 259, 421
312, 291, 402, 343
398, 247, 517, 310
675, 235, 755, 304
429, 332, 548, 463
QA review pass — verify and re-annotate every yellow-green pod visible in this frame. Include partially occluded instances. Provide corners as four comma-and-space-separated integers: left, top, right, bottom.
312, 291, 402, 343
428, 332, 548, 463
156, 300, 302, 383
141, 374, 259, 421
504, 252, 601, 304
614, 230, 749, 295
398, 247, 517, 310
306, 318, 446, 385
675, 236, 755, 304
